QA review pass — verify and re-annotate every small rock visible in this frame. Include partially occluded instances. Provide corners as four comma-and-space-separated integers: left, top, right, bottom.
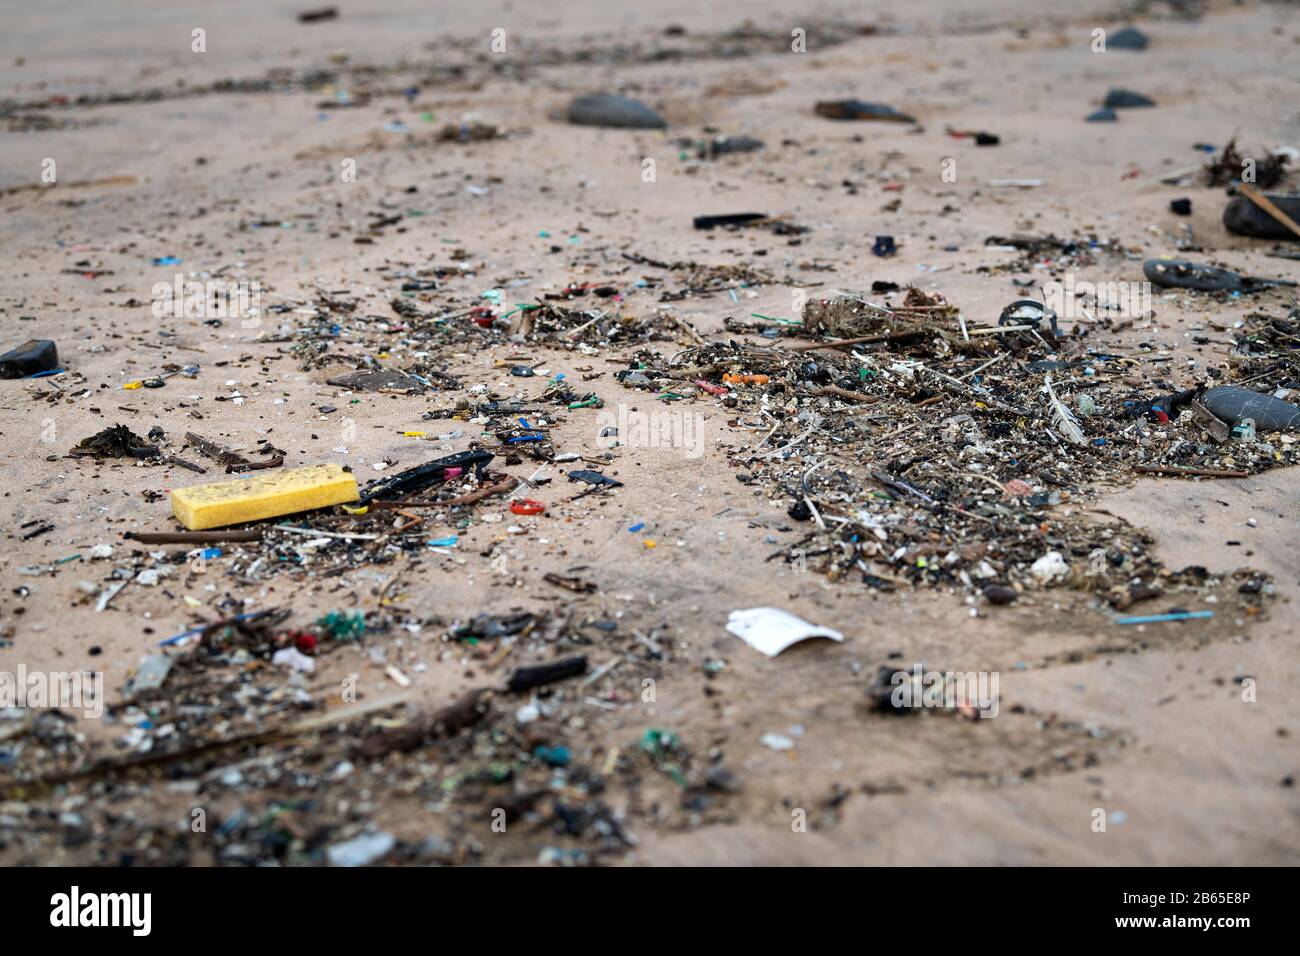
1108, 27, 1149, 50
983, 584, 1019, 605
1031, 551, 1070, 584
1103, 88, 1155, 109
814, 99, 916, 123
567, 93, 666, 129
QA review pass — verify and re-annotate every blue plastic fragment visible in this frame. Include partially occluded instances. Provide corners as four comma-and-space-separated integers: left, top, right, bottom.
1115, 610, 1213, 625
533, 745, 571, 767
159, 610, 262, 646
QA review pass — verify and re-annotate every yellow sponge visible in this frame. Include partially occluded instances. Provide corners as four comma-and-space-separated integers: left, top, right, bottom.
170, 464, 359, 530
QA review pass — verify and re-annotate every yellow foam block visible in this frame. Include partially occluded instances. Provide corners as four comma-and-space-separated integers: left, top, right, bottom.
170, 464, 359, 530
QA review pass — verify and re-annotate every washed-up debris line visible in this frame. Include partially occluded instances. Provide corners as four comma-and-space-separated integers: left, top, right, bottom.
0, 594, 701, 866
166, 452, 517, 581
273, 289, 483, 372
67, 425, 285, 475
613, 289, 1293, 608
1232, 308, 1300, 387
515, 302, 668, 345
981, 233, 1138, 274
272, 283, 681, 360
622, 252, 779, 302
262, 248, 777, 363
56, 445, 527, 586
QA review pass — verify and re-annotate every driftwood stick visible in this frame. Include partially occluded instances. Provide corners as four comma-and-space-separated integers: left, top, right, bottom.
124, 529, 263, 544
1239, 183, 1300, 240
365, 473, 518, 510
1134, 464, 1249, 479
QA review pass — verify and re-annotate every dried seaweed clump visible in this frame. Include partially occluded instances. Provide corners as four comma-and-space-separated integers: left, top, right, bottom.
1202, 138, 1290, 189
802, 288, 977, 353
70, 424, 160, 459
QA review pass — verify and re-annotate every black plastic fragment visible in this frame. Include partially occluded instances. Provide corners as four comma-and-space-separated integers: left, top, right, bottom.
359, 449, 494, 502
693, 213, 768, 230
507, 655, 588, 693
567, 469, 623, 488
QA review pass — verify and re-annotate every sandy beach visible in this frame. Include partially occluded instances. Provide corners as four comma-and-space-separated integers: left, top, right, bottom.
1, 0, 1297, 867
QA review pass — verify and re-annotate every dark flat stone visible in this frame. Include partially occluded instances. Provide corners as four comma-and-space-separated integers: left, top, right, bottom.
567, 93, 666, 129
1109, 27, 1149, 50
1104, 88, 1155, 108
814, 99, 916, 123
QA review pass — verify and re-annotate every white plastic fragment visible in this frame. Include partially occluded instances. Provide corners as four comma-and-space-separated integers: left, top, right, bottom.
95, 580, 128, 612
725, 607, 845, 657
272, 647, 316, 673
132, 654, 173, 692
1031, 551, 1070, 584
326, 831, 395, 867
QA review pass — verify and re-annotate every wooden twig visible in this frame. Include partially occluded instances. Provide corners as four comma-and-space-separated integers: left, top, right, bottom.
785, 330, 925, 352
125, 529, 262, 544
166, 455, 207, 474
801, 385, 882, 404
366, 473, 519, 510
1239, 183, 1300, 240
228, 454, 284, 473
186, 431, 249, 467
1134, 464, 1249, 479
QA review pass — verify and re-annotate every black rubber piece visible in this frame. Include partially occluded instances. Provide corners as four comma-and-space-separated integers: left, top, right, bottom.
1201, 386, 1300, 431
1223, 193, 1300, 241
0, 339, 58, 378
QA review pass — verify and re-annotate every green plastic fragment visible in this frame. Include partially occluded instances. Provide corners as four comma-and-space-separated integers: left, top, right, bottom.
317, 610, 366, 641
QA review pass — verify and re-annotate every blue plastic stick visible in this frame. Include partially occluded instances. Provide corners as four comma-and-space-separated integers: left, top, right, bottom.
1115, 610, 1213, 625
